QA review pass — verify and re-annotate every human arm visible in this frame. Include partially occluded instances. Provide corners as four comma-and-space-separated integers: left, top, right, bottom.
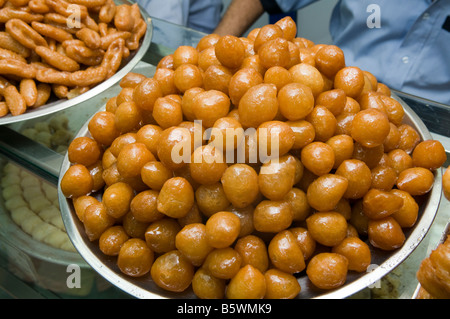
213, 0, 265, 36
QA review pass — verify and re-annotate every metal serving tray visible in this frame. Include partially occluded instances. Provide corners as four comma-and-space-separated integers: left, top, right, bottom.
58, 93, 443, 299
0, 0, 153, 126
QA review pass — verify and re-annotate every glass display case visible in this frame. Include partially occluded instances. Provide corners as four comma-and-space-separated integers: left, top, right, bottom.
0, 17, 448, 300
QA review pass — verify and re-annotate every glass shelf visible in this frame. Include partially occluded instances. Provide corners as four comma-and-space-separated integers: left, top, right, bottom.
0, 17, 448, 300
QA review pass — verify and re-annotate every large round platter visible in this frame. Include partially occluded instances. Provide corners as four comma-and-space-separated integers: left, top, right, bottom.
0, 0, 153, 126
58, 93, 442, 299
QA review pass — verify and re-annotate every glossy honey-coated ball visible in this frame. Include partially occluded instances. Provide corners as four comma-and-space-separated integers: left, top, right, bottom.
117, 238, 154, 277
150, 250, 194, 292
306, 253, 348, 289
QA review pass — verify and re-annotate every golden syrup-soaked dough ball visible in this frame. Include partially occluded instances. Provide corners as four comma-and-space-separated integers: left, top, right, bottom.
268, 230, 305, 274
306, 253, 348, 289
362, 188, 404, 220
306, 211, 347, 247
316, 88, 347, 117
335, 159, 372, 199
203, 65, 233, 95
117, 238, 154, 278
387, 148, 413, 175
390, 189, 419, 228
68, 136, 102, 167
277, 82, 314, 121
352, 143, 385, 169
73, 195, 99, 223
191, 89, 230, 128
258, 37, 291, 69
99, 225, 130, 257
264, 66, 292, 91
287, 120, 315, 150
289, 227, 316, 260
234, 235, 269, 273
130, 189, 164, 223
83, 201, 115, 241
114, 101, 143, 134
152, 96, 183, 129
144, 218, 181, 254
368, 217, 405, 251
221, 163, 259, 208
172, 45, 199, 69
335, 112, 355, 136
258, 155, 296, 201
289, 63, 324, 98
334, 66, 365, 99
298, 47, 316, 67
286, 41, 301, 69
189, 144, 228, 185
197, 33, 221, 52
157, 126, 192, 171
326, 134, 354, 169
241, 54, 266, 76
383, 122, 401, 152
412, 140, 447, 170
205, 211, 241, 249
61, 164, 94, 198
173, 63, 204, 93
228, 205, 255, 237
238, 83, 279, 128
116, 88, 135, 107
215, 35, 246, 69
175, 223, 213, 266
379, 95, 405, 126
177, 202, 203, 227
132, 78, 163, 112
195, 182, 230, 217
204, 247, 242, 280
275, 16, 297, 41
153, 67, 180, 96
103, 181, 134, 219
351, 108, 390, 148
306, 174, 348, 212
331, 237, 371, 272
141, 161, 174, 191
226, 264, 266, 299
120, 72, 147, 89
284, 187, 312, 222
300, 141, 335, 176
396, 167, 435, 196
229, 67, 263, 106
198, 46, 221, 72
253, 200, 293, 233
314, 45, 346, 79
371, 165, 397, 191
253, 24, 283, 53
240, 36, 255, 57
397, 124, 421, 154
192, 267, 226, 299
157, 54, 174, 69
342, 96, 361, 114
209, 116, 244, 152
443, 166, 450, 201
110, 133, 138, 157
264, 268, 301, 299
358, 91, 387, 115
135, 124, 162, 157
182, 87, 205, 121
122, 211, 150, 239
157, 177, 194, 218
306, 105, 337, 142
257, 121, 295, 158
88, 111, 120, 146
116, 142, 155, 178
151, 250, 194, 292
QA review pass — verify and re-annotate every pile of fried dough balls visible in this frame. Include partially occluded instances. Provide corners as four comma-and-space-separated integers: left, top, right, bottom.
0, 0, 146, 117
61, 16, 449, 299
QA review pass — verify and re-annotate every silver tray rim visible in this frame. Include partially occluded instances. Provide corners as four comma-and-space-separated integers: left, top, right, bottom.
0, 1, 153, 126
57, 92, 443, 299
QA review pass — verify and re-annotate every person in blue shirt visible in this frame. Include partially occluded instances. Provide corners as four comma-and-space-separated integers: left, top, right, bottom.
214, 0, 450, 105
136, 0, 223, 34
